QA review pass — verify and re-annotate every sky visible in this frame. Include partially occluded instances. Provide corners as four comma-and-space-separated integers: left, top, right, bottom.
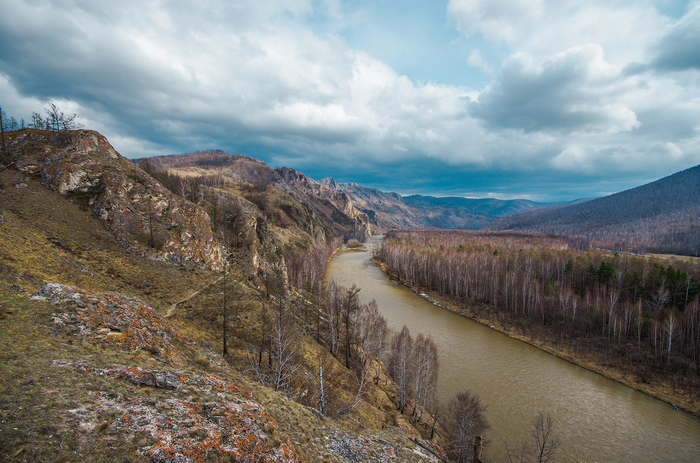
1, 0, 699, 202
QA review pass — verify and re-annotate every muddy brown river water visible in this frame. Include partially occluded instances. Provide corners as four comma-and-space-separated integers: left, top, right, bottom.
326, 237, 700, 462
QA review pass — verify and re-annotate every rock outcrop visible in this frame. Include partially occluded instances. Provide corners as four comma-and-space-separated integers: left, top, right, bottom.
148, 151, 374, 242
276, 166, 373, 240
39, 281, 304, 462
8, 129, 223, 270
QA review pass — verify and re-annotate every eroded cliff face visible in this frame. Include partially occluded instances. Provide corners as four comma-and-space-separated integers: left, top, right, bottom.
8, 130, 223, 271
276, 166, 373, 240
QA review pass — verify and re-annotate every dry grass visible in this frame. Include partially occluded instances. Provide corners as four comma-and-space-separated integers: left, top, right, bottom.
0, 167, 214, 307
0, 164, 450, 462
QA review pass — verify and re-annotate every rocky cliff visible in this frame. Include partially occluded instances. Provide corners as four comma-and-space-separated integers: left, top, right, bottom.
7, 130, 223, 270
145, 151, 374, 242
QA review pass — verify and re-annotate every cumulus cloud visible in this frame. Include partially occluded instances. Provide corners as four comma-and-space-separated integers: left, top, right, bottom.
448, 0, 667, 62
471, 45, 640, 134
0, 0, 477, 164
447, 0, 545, 44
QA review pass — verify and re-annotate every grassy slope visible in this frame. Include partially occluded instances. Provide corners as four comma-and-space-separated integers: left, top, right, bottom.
0, 159, 446, 462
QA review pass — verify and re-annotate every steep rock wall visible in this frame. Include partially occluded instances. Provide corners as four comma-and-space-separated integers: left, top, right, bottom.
9, 129, 223, 270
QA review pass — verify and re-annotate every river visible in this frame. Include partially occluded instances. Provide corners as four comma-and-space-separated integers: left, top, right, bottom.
326, 237, 700, 463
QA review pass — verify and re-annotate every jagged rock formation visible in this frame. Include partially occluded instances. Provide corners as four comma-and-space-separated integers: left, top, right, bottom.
319, 178, 548, 231
276, 166, 373, 239
7, 130, 223, 270
144, 151, 374, 242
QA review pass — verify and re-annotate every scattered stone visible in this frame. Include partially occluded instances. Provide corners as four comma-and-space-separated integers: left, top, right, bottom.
70, 366, 304, 463
41, 281, 187, 362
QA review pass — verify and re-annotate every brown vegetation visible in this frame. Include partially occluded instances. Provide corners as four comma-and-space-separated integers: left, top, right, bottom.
378, 230, 700, 417
484, 164, 700, 256
0, 129, 449, 462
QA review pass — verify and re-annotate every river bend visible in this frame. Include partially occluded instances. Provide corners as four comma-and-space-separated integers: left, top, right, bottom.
326, 237, 700, 463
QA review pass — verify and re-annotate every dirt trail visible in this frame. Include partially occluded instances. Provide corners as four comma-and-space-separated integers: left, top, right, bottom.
166, 275, 225, 317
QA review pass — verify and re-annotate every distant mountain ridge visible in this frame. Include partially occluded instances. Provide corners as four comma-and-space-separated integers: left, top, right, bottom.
145, 151, 552, 234
320, 179, 549, 230
143, 150, 699, 255
484, 164, 700, 255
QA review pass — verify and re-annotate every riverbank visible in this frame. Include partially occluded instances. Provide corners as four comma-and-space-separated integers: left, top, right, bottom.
371, 257, 700, 420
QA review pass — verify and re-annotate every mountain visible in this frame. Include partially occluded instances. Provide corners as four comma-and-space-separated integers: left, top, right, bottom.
9, 130, 223, 270
0, 130, 447, 462
141, 150, 374, 243
137, 151, 552, 234
484, 164, 700, 256
320, 179, 548, 231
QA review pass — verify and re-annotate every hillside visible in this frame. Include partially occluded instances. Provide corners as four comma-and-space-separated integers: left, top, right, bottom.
320, 179, 547, 231
139, 151, 551, 234
141, 150, 374, 242
0, 130, 447, 462
483, 164, 700, 255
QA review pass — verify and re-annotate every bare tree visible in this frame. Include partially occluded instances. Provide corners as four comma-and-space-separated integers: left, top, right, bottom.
449, 390, 488, 463
664, 311, 678, 364
177, 177, 191, 199
138, 158, 158, 177
257, 303, 272, 367
341, 284, 361, 368
416, 335, 438, 421
531, 412, 561, 463
504, 412, 561, 463
358, 299, 388, 384
324, 281, 342, 356
318, 357, 327, 415
389, 325, 413, 414
331, 357, 371, 418
0, 106, 6, 152
270, 313, 301, 393
412, 333, 429, 418
31, 111, 44, 129
45, 103, 62, 131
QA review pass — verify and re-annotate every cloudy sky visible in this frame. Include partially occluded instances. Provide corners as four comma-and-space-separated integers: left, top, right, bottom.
1, 0, 699, 201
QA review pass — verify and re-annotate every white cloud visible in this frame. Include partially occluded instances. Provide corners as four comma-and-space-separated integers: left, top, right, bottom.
448, 0, 667, 63
467, 50, 492, 73
447, 0, 545, 44
471, 45, 641, 134
0, 0, 697, 200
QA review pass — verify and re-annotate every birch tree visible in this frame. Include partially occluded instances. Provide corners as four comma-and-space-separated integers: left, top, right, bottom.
449, 390, 488, 463
389, 325, 413, 414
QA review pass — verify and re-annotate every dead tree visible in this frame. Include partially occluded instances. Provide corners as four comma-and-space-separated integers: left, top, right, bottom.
0, 106, 6, 153
270, 314, 300, 393
449, 390, 488, 463
341, 284, 361, 369
504, 411, 560, 463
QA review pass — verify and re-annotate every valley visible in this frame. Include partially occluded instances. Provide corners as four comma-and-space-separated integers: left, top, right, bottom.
1, 127, 699, 462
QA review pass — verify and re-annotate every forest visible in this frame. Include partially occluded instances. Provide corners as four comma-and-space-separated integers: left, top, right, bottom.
377, 230, 700, 414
